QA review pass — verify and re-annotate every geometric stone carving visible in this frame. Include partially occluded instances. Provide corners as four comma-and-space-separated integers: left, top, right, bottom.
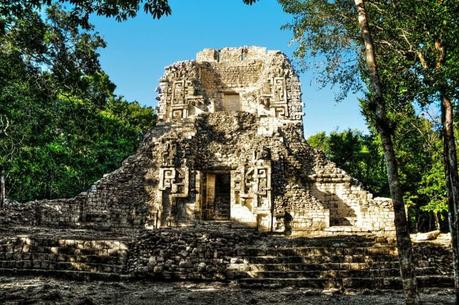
253, 161, 272, 211
258, 77, 289, 119
270, 77, 289, 118
161, 141, 178, 167
159, 167, 189, 198
235, 159, 271, 213
161, 78, 205, 121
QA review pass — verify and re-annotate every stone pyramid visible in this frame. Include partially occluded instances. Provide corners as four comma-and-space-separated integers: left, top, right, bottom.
3, 47, 394, 234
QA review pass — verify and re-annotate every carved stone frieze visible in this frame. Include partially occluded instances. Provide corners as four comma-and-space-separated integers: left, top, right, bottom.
159, 167, 189, 198
157, 47, 303, 124
235, 157, 272, 213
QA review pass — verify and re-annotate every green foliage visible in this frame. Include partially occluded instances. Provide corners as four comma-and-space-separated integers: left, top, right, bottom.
307, 132, 329, 153
1, 0, 257, 28
418, 164, 448, 216
279, 0, 362, 101
0, 5, 155, 202
278, 0, 459, 103
0, 0, 170, 28
308, 129, 388, 196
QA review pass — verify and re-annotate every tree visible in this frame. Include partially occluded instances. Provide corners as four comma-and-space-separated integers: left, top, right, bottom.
351, 1, 419, 301
278, 0, 419, 303
354, 1, 459, 301
1, 0, 258, 31
308, 129, 388, 196
0, 5, 156, 202
417, 153, 448, 231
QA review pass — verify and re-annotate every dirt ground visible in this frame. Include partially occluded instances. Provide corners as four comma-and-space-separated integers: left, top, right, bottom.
0, 276, 454, 305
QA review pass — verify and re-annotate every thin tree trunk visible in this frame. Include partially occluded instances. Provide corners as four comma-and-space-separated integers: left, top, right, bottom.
380, 129, 418, 304
0, 167, 5, 208
441, 93, 459, 304
431, 36, 459, 304
354, 1, 419, 304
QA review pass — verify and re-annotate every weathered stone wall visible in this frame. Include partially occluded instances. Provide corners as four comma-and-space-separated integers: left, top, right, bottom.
310, 151, 394, 232
0, 226, 263, 281
0, 198, 81, 227
144, 111, 393, 233
81, 150, 154, 229
0, 130, 158, 230
1, 112, 393, 233
0, 230, 131, 279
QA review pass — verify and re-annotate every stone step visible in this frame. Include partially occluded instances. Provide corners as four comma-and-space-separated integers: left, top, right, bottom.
343, 275, 454, 289
0, 260, 124, 273
238, 246, 397, 257
417, 275, 454, 288
324, 226, 376, 233
229, 262, 400, 272
54, 262, 124, 273
242, 254, 397, 264
195, 221, 258, 231
238, 277, 333, 289
230, 262, 436, 274
246, 267, 438, 279
7, 251, 128, 265
249, 237, 381, 248
0, 268, 128, 281
238, 277, 397, 289
238, 275, 453, 289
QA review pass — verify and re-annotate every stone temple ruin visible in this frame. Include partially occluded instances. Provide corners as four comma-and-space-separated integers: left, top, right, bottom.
149, 46, 395, 233
1, 46, 394, 234
2, 47, 454, 291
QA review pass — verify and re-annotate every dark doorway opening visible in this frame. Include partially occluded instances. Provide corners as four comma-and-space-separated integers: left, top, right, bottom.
203, 172, 231, 220
214, 173, 231, 219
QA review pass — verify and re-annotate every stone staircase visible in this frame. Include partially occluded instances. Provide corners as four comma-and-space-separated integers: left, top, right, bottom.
230, 235, 453, 289
0, 225, 453, 290
0, 229, 132, 280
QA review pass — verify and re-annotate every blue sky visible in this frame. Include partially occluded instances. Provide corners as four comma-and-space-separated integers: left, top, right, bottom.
92, 0, 368, 137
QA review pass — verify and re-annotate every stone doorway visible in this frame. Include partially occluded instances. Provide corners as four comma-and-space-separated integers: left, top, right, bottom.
221, 92, 241, 112
203, 172, 231, 220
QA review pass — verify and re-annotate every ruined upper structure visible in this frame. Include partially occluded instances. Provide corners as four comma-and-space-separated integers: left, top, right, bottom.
157, 47, 302, 124
2, 47, 395, 234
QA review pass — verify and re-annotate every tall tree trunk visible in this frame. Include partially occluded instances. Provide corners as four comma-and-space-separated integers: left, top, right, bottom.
0, 167, 5, 208
441, 93, 459, 304
354, 1, 419, 304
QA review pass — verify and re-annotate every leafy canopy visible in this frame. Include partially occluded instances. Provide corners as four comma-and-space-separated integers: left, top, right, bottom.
0, 4, 155, 201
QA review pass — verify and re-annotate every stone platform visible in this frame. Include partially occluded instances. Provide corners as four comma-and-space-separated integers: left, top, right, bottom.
0, 223, 452, 290
0, 226, 134, 281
